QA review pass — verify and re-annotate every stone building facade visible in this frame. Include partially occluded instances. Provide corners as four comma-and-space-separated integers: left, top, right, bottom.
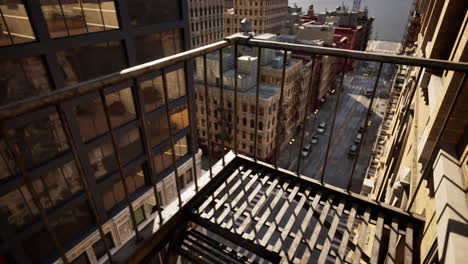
194, 34, 310, 161
224, 0, 288, 36
188, 0, 224, 48
364, 0, 468, 262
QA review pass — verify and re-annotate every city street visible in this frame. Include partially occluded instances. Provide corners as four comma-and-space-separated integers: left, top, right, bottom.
278, 61, 393, 192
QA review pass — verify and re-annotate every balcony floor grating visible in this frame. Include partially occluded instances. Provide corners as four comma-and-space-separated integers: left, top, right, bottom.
187, 155, 424, 264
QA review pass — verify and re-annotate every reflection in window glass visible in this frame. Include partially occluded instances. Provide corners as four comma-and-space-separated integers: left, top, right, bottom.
170, 104, 189, 130
70, 252, 90, 264
0, 187, 37, 229
126, 0, 180, 26
52, 202, 94, 246
57, 41, 127, 85
134, 206, 145, 225
5, 112, 69, 168
140, 75, 164, 112
0, 56, 51, 106
166, 68, 186, 101
40, 0, 119, 38
152, 136, 188, 175
93, 233, 114, 260
102, 166, 145, 212
117, 128, 143, 164
0, 0, 36, 46
88, 140, 117, 180
105, 87, 136, 128
23, 227, 55, 263
148, 113, 169, 147
74, 97, 108, 142
0, 139, 16, 181
134, 29, 182, 64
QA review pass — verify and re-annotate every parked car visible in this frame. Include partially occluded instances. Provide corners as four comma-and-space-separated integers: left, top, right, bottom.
301, 144, 312, 158
358, 125, 365, 133
310, 135, 319, 144
317, 122, 327, 133
364, 89, 373, 97
348, 143, 358, 156
354, 133, 363, 144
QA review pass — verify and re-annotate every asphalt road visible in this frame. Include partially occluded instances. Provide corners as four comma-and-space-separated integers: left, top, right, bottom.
278, 61, 393, 193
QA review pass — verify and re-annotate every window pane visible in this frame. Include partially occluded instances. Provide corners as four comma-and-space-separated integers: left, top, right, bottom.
71, 252, 90, 264
5, 112, 69, 169
105, 87, 136, 128
148, 113, 169, 147
140, 75, 165, 112
166, 68, 186, 101
0, 0, 36, 46
134, 206, 145, 225
52, 203, 95, 245
40, 0, 119, 38
74, 97, 108, 142
88, 141, 117, 180
174, 137, 188, 157
102, 179, 124, 211
92, 233, 114, 260
127, 0, 180, 26
170, 104, 189, 131
42, 161, 82, 208
22, 227, 55, 263
134, 29, 182, 64
0, 188, 36, 229
0, 56, 51, 106
57, 41, 127, 85
118, 128, 143, 164
0, 139, 17, 181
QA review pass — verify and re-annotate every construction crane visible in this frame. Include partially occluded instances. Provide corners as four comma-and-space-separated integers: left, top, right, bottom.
353, 0, 361, 11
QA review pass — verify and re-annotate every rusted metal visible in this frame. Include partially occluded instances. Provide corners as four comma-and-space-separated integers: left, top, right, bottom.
253, 48, 262, 162
219, 48, 226, 166
233, 44, 239, 156
203, 54, 213, 178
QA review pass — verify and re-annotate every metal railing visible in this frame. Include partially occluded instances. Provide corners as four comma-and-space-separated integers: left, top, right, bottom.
0, 35, 467, 263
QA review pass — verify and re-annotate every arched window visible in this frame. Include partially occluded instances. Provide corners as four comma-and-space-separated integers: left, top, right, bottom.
242, 117, 247, 126
259, 121, 263, 131
250, 119, 254, 128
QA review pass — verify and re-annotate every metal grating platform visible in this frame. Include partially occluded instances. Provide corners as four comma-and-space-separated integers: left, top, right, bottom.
187, 156, 424, 264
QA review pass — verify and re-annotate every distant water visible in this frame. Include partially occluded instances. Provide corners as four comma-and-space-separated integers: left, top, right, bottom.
291, 0, 413, 42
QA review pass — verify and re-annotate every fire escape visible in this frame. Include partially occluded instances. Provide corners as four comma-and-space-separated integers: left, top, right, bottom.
1, 35, 467, 264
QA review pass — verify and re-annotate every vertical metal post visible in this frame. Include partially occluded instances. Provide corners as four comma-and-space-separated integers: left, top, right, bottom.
233, 44, 239, 155
219, 49, 226, 166
407, 72, 467, 211
55, 105, 114, 263
99, 90, 142, 241
133, 84, 164, 223
2, 130, 69, 264
203, 54, 213, 178
320, 57, 348, 183
274, 50, 288, 169
253, 47, 262, 162
183, 61, 199, 192
161, 69, 183, 207
347, 62, 383, 191
297, 56, 316, 175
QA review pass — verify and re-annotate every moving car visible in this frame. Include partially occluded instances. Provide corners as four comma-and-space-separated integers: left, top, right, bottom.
301, 144, 312, 158
317, 122, 327, 133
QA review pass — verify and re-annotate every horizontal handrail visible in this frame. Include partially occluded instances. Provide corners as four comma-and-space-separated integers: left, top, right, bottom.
2, 35, 468, 121
235, 35, 468, 72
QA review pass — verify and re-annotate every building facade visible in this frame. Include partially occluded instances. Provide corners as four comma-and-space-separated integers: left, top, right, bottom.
0, 1, 201, 263
364, 0, 468, 262
224, 0, 288, 36
188, 0, 224, 48
194, 34, 309, 161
